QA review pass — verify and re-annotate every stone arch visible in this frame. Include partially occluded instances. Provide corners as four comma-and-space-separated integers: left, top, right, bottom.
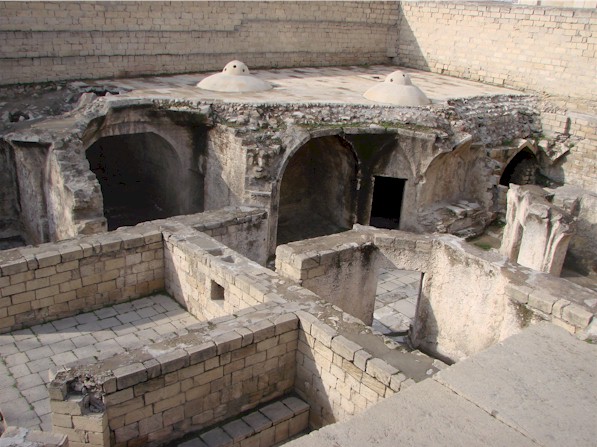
274, 133, 359, 246
81, 106, 206, 231
499, 148, 539, 187
86, 132, 185, 230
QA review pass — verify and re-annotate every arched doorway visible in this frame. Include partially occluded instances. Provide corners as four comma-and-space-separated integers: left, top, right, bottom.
276, 136, 358, 245
87, 133, 184, 230
500, 150, 539, 187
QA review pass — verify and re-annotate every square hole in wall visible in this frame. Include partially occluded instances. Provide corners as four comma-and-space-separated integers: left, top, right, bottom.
210, 280, 225, 301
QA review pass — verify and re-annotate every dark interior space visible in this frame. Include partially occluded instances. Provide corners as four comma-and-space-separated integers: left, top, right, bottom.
500, 150, 539, 186
370, 176, 406, 229
87, 133, 184, 230
277, 136, 358, 245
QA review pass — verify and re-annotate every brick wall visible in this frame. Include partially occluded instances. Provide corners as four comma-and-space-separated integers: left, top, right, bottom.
49, 312, 299, 446
0, 227, 164, 333
397, 2, 597, 102
0, 1, 399, 85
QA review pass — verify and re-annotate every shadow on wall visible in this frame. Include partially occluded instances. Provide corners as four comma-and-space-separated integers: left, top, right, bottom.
394, 4, 431, 72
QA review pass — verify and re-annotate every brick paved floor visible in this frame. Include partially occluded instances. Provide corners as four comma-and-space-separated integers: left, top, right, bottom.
373, 269, 421, 336
0, 294, 201, 431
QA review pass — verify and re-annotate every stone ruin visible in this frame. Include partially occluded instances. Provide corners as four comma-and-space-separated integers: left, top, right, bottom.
0, 1, 596, 447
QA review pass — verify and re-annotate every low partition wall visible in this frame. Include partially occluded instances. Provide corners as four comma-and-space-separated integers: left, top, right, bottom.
49, 311, 299, 447
276, 227, 596, 363
0, 226, 164, 333
0, 206, 269, 334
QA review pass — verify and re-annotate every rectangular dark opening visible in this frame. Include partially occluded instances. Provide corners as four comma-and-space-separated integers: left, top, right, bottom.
370, 176, 406, 229
210, 281, 225, 301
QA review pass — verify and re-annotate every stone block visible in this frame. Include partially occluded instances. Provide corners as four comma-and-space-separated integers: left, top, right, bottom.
114, 362, 148, 390
505, 283, 532, 304
527, 291, 556, 314
50, 394, 88, 416
214, 331, 243, 355
309, 320, 337, 348
282, 397, 309, 415
72, 413, 108, 432
366, 358, 399, 386
222, 418, 254, 442
157, 349, 189, 374
260, 401, 293, 424
274, 313, 298, 334
249, 319, 276, 343
330, 335, 361, 362
186, 341, 217, 365
242, 410, 272, 433
561, 304, 593, 328
200, 427, 233, 447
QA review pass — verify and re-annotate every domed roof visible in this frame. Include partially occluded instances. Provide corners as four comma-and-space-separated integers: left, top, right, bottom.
364, 70, 431, 106
197, 60, 273, 93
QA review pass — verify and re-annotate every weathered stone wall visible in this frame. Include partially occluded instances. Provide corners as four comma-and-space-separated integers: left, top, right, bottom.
396, 2, 597, 102
0, 226, 164, 333
396, 2, 597, 192
164, 224, 275, 322
49, 312, 299, 446
0, 141, 19, 235
541, 108, 597, 192
0, 1, 399, 85
295, 310, 410, 429
276, 234, 379, 325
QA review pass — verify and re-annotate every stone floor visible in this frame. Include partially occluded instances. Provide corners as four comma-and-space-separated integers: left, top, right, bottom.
0, 274, 417, 433
0, 294, 201, 431
86, 65, 523, 106
373, 269, 421, 336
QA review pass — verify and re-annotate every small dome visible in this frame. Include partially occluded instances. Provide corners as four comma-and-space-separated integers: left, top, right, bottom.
364, 70, 430, 106
197, 60, 272, 93
222, 60, 250, 75
386, 71, 413, 86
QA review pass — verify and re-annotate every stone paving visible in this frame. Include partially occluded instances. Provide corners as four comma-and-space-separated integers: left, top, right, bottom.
0, 274, 417, 433
0, 294, 201, 432
373, 269, 421, 336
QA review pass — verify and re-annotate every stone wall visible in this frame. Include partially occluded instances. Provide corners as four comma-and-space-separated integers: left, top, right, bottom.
49, 312, 299, 446
396, 2, 596, 102
0, 1, 399, 85
276, 234, 379, 325
0, 141, 20, 241
0, 226, 164, 334
294, 311, 411, 429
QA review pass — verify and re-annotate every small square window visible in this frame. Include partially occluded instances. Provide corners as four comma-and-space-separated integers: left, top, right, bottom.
210, 281, 225, 301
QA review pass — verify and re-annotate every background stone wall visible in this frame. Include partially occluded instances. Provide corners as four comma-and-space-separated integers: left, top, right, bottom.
0, 1, 399, 85
396, 1, 596, 103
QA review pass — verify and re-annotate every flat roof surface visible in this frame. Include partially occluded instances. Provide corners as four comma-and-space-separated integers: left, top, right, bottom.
90, 65, 525, 105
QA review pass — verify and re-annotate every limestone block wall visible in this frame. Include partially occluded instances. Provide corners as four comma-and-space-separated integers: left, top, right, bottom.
0, 227, 164, 334
275, 235, 379, 325
164, 229, 279, 322
49, 312, 299, 447
541, 109, 597, 192
193, 206, 269, 265
294, 310, 411, 429
0, 1, 399, 85
396, 2, 597, 101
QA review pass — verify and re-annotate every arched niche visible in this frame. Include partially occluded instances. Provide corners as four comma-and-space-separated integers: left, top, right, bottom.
87, 132, 188, 230
276, 135, 359, 245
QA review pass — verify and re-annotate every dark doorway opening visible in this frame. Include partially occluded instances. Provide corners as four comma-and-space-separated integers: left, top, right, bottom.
87, 133, 183, 230
500, 151, 539, 187
370, 176, 406, 229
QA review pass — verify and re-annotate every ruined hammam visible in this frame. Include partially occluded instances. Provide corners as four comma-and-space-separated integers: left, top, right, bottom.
197, 60, 273, 93
364, 70, 431, 106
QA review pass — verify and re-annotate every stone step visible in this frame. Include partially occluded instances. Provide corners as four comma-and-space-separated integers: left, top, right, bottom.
173, 396, 309, 447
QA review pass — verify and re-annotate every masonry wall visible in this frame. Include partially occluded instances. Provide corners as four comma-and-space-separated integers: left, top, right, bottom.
50, 313, 298, 447
164, 229, 277, 322
397, 2, 596, 102
294, 311, 411, 429
0, 227, 164, 333
0, 1, 399, 85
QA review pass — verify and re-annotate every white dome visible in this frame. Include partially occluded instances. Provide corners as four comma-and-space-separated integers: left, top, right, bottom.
364, 70, 430, 106
197, 60, 272, 93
